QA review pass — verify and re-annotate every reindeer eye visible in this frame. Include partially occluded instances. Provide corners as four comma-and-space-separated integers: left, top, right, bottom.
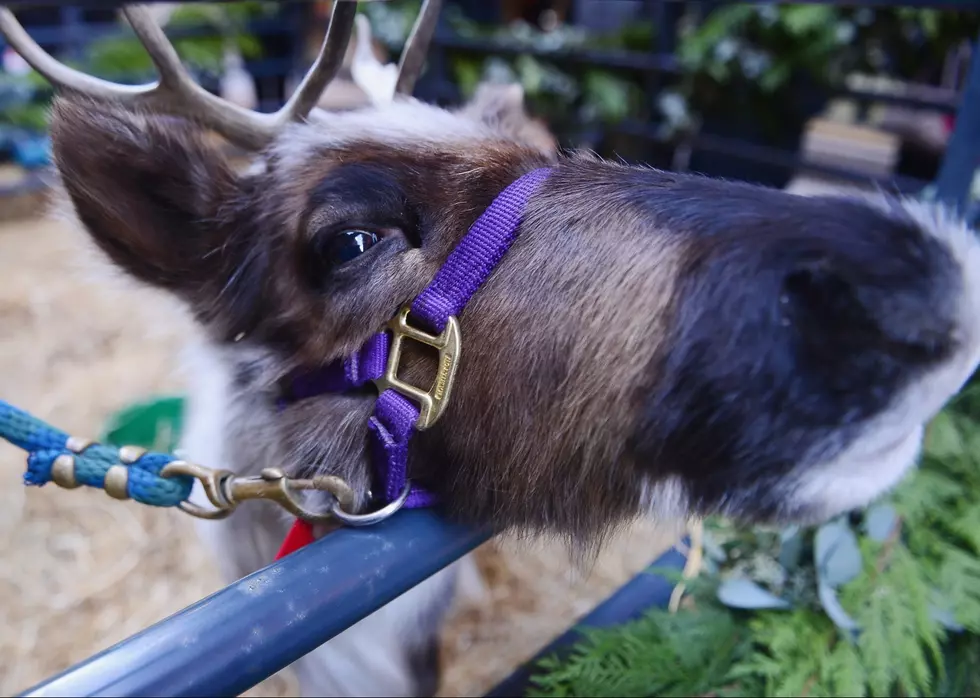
317, 229, 380, 266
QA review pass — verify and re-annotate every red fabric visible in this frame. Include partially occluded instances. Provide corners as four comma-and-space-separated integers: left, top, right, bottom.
275, 519, 316, 560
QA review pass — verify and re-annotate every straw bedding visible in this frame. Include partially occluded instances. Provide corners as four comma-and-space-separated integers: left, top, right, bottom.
0, 211, 678, 696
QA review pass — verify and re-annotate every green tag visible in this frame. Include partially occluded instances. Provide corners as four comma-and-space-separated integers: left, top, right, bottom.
101, 395, 186, 453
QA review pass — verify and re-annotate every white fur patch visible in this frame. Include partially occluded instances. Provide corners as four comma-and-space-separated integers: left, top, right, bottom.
179, 339, 474, 697
350, 14, 398, 106
271, 99, 494, 174
791, 197, 980, 519
639, 475, 690, 523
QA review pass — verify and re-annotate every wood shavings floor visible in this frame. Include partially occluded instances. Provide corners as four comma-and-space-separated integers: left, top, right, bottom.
0, 212, 678, 696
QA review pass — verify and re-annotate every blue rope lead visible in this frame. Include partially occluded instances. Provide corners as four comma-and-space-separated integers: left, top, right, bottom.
0, 398, 193, 508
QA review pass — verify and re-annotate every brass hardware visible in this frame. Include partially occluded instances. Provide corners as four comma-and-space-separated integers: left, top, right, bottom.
372, 305, 461, 430
119, 445, 148, 464
64, 436, 93, 454
51, 454, 79, 489
160, 461, 233, 520
103, 464, 131, 500
160, 461, 358, 523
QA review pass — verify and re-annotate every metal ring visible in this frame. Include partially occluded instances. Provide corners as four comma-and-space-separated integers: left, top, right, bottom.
328, 480, 411, 527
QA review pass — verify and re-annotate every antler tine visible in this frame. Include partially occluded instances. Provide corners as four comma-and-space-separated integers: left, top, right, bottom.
0, 7, 152, 102
119, 5, 278, 148
394, 0, 443, 97
0, 1, 368, 150
277, 0, 358, 124
0, 4, 277, 150
120, 5, 195, 92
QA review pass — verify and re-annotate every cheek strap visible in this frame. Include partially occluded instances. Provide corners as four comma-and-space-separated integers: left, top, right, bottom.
275, 166, 554, 559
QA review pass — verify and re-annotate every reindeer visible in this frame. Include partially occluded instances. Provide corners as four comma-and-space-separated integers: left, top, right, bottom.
3, 1, 980, 696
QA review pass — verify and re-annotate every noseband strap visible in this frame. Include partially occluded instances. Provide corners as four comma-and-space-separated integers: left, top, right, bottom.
275, 167, 553, 557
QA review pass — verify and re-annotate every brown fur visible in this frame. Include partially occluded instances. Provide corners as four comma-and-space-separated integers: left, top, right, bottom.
51, 88, 976, 543
49, 96, 682, 549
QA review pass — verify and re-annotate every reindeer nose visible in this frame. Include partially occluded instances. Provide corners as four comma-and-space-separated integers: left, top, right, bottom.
783, 226, 964, 368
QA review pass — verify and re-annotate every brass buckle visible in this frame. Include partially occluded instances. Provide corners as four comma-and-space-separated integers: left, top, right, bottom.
160, 462, 357, 523
372, 304, 461, 430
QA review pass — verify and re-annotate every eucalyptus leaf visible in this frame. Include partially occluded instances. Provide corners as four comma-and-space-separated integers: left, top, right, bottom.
817, 580, 861, 634
864, 504, 898, 542
778, 525, 803, 571
814, 518, 862, 588
716, 577, 791, 610
702, 532, 728, 563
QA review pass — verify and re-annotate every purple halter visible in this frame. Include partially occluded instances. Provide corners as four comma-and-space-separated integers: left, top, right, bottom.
276, 167, 553, 520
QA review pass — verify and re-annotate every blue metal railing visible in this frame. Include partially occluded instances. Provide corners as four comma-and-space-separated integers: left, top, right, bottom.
6, 1, 980, 696
16, 507, 688, 698
935, 32, 980, 212
21, 511, 493, 697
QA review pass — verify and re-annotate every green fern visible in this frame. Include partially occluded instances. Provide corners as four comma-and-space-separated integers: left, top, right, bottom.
527, 363, 980, 698
526, 604, 751, 698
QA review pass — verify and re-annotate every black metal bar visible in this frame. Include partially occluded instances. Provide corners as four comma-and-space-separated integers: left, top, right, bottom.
613, 119, 930, 193
10, 17, 294, 46
59, 4, 83, 62
837, 85, 960, 113
430, 38, 959, 114
484, 541, 689, 698
19, 511, 491, 698
933, 33, 980, 209
431, 33, 681, 74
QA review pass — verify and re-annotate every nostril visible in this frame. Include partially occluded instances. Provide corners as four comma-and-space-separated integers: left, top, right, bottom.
782, 257, 960, 367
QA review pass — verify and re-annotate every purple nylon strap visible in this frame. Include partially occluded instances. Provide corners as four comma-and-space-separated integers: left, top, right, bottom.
277, 333, 389, 406
279, 167, 552, 513
410, 167, 553, 334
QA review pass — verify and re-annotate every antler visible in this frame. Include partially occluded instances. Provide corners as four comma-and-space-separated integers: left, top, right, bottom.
394, 0, 442, 97
349, 0, 443, 106
0, 1, 359, 151
0, 0, 443, 150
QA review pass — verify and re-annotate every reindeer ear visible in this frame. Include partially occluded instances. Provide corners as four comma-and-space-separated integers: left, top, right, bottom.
459, 82, 528, 129
457, 82, 558, 158
49, 97, 239, 296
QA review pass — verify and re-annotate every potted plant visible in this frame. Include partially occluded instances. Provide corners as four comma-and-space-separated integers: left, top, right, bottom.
667, 4, 980, 189
667, 5, 856, 188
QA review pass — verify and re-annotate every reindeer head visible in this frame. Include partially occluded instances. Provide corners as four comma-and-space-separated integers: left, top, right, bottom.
6, 1, 980, 546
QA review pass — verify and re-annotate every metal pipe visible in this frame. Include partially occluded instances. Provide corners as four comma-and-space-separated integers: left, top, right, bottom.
934, 33, 980, 211
20, 511, 491, 698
